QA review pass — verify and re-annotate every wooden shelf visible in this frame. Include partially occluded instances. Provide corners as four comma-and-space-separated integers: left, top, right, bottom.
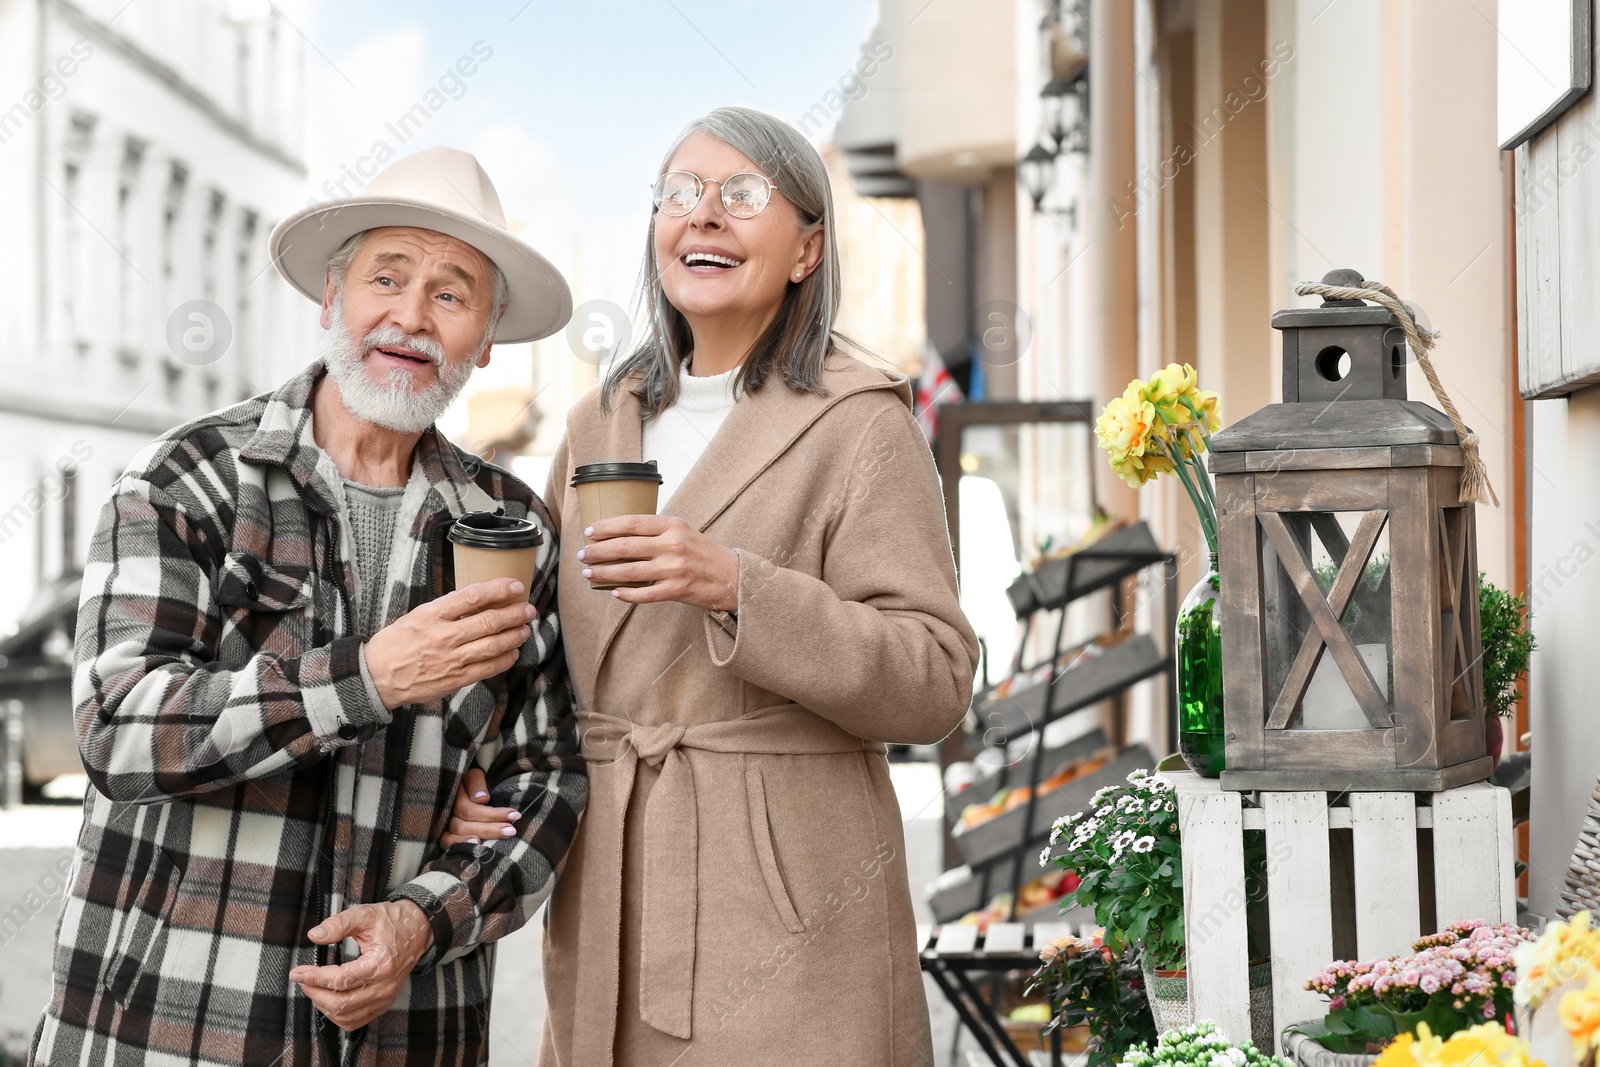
953, 745, 1156, 869
1006, 522, 1169, 616
975, 635, 1166, 746
946, 725, 1111, 828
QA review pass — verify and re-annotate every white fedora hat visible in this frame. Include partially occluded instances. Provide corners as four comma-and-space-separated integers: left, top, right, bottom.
268, 147, 571, 344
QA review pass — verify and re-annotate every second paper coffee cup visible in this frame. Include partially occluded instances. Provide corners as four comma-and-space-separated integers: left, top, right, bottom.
571, 460, 663, 590
447, 512, 544, 597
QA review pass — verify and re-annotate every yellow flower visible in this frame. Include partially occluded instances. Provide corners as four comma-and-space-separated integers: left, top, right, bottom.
1143, 363, 1198, 426
1374, 1023, 1542, 1067
1517, 910, 1600, 1010
1097, 366, 1222, 488
1561, 971, 1600, 1059
1096, 382, 1172, 487
1374, 1031, 1419, 1067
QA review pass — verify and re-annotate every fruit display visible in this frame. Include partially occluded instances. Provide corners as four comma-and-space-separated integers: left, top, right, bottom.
952, 750, 1113, 833
957, 869, 1080, 930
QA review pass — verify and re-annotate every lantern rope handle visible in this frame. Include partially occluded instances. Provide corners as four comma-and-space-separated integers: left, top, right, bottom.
1293, 278, 1499, 508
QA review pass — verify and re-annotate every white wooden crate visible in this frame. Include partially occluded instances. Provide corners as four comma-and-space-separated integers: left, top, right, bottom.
1169, 771, 1516, 1054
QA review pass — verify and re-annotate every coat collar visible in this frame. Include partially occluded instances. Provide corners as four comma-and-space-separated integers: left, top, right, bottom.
576, 351, 911, 697
239, 356, 497, 520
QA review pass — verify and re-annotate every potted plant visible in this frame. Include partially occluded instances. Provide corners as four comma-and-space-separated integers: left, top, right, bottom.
1041, 769, 1274, 1046
1119, 1020, 1290, 1067
1024, 929, 1157, 1067
1286, 919, 1534, 1063
1479, 575, 1535, 769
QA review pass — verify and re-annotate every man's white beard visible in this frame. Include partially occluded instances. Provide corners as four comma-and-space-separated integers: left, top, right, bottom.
318, 295, 483, 433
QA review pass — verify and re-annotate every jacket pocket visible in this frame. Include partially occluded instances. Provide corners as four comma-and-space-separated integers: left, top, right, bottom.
101, 845, 183, 1007
745, 763, 806, 935
215, 551, 316, 611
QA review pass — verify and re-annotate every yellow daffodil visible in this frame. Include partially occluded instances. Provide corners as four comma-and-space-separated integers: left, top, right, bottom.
1561, 971, 1600, 1059
1374, 1023, 1542, 1067
1517, 911, 1600, 1010
1096, 382, 1173, 487
1096, 365, 1223, 553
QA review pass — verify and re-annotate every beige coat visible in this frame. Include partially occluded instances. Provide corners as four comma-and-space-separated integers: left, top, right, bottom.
536, 352, 980, 1066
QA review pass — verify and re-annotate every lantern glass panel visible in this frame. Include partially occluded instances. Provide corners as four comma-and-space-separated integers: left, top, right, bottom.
1259, 510, 1394, 732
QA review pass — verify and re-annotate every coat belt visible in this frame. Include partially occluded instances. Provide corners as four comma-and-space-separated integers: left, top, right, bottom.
576, 707, 885, 1043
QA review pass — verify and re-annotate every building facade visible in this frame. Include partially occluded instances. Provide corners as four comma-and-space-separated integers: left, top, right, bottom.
0, 0, 313, 637
832, 0, 1526, 844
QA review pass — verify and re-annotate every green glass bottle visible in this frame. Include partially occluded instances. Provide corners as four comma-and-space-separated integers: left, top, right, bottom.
1176, 555, 1225, 777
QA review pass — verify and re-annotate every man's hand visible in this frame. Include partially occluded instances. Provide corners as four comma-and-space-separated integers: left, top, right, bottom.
365, 578, 536, 710
290, 900, 434, 1032
576, 514, 740, 611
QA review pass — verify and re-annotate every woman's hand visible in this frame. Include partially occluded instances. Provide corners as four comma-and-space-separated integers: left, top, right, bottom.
442, 768, 520, 848
576, 514, 740, 611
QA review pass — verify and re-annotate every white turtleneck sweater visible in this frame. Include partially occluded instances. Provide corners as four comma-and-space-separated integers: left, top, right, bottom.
641, 360, 739, 505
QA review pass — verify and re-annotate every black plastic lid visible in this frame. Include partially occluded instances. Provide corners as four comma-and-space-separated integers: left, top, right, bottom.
570, 460, 663, 486
447, 511, 544, 550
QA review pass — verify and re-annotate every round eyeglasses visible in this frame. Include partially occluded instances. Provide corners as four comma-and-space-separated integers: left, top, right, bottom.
651, 170, 777, 219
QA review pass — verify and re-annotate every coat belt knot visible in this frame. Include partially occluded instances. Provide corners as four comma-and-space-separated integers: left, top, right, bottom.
630, 722, 688, 766
573, 708, 884, 1049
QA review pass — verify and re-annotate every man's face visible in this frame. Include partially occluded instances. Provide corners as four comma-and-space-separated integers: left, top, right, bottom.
317, 226, 502, 433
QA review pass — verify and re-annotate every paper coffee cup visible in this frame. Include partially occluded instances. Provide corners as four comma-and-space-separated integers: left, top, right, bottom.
447, 512, 544, 598
570, 461, 663, 590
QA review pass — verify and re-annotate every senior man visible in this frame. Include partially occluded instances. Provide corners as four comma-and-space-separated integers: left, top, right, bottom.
30, 148, 585, 1067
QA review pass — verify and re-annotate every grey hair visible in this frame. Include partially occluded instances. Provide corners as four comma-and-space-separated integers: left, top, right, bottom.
603, 106, 856, 418
326, 229, 510, 335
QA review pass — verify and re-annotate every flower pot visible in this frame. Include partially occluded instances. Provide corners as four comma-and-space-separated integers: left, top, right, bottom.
1485, 715, 1504, 771
1140, 956, 1274, 1051
1282, 1029, 1378, 1067
1176, 559, 1225, 777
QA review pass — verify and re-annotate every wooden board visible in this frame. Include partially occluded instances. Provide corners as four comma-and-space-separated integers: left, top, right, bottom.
1349, 792, 1422, 960
1432, 783, 1518, 925
932, 924, 979, 956
983, 923, 1026, 955
1264, 792, 1334, 1055
1173, 776, 1253, 1045
1216, 473, 1265, 771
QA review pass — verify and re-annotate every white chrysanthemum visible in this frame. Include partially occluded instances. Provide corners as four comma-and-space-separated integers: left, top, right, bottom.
1132, 836, 1156, 853
1112, 830, 1136, 853
1039, 845, 1053, 867
1126, 768, 1149, 783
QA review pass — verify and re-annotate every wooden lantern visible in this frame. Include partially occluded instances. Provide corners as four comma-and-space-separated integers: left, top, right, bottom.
1209, 268, 1490, 792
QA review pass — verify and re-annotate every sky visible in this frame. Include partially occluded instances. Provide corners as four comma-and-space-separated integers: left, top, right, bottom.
301, 0, 882, 340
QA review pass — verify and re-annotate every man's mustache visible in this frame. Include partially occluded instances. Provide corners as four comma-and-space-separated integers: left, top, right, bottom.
363, 326, 446, 366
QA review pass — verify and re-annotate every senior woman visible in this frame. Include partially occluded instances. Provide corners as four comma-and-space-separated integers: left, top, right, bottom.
446, 106, 979, 1065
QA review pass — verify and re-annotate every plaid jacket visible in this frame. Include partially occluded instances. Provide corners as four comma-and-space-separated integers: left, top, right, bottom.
30, 358, 586, 1067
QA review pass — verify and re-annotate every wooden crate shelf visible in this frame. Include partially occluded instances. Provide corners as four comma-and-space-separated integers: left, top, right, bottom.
975, 635, 1167, 745
1169, 771, 1516, 1055
954, 745, 1156, 869
1006, 522, 1169, 616
946, 725, 1111, 828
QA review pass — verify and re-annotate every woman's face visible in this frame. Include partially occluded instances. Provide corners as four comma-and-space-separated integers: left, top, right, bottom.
653, 133, 824, 328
